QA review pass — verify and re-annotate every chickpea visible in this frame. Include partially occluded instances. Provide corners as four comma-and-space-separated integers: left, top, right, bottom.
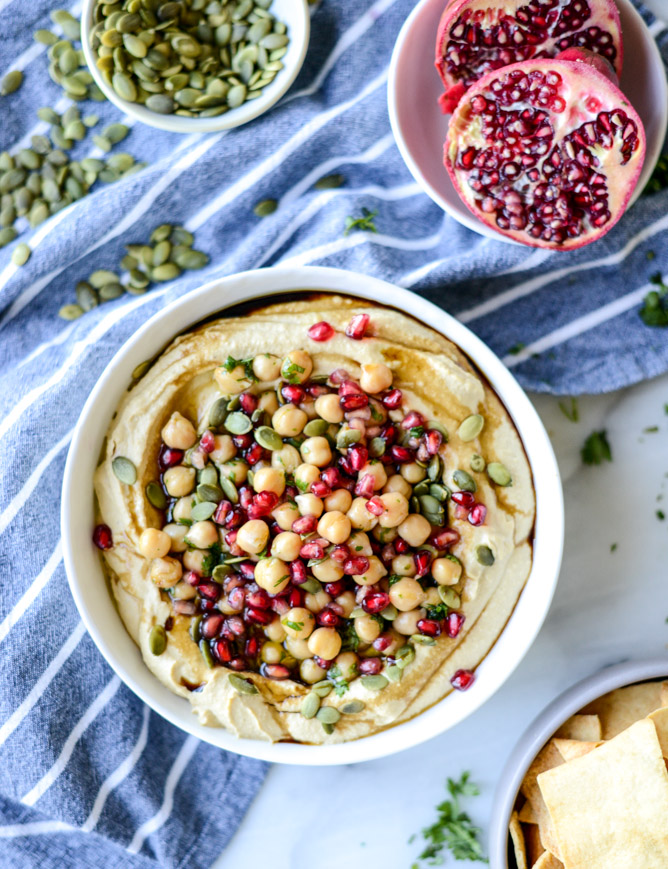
304, 589, 331, 614
271, 531, 301, 561
184, 520, 218, 550
379, 630, 403, 656
271, 444, 301, 474
294, 463, 321, 492
432, 556, 463, 586
281, 607, 316, 640
398, 514, 432, 547
210, 434, 236, 464
373, 525, 397, 543
172, 496, 193, 523
308, 626, 342, 660
150, 556, 182, 588
281, 349, 313, 384
220, 459, 248, 485
335, 651, 359, 681
161, 411, 197, 450
317, 510, 352, 545
312, 558, 344, 583
383, 474, 413, 500
252, 466, 286, 497
377, 491, 409, 528
265, 616, 287, 643
354, 614, 382, 643
353, 555, 388, 586
237, 519, 270, 555
213, 363, 252, 395
325, 488, 352, 513
139, 528, 171, 559
162, 522, 188, 553
359, 362, 393, 394
300, 658, 327, 684
335, 590, 356, 617
272, 404, 308, 437
172, 580, 197, 600
295, 493, 324, 518
349, 531, 373, 556
392, 554, 417, 576
252, 353, 281, 382
401, 462, 427, 484
347, 497, 378, 531
424, 586, 441, 606
259, 390, 279, 415
314, 393, 344, 424
261, 640, 284, 664
285, 637, 312, 660
393, 608, 426, 635
389, 577, 426, 612
255, 557, 290, 594
359, 461, 387, 491
183, 549, 209, 574
300, 437, 332, 468
163, 466, 196, 498
272, 501, 301, 531
188, 448, 208, 470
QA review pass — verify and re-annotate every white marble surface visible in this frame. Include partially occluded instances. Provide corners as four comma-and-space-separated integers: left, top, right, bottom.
213, 371, 668, 868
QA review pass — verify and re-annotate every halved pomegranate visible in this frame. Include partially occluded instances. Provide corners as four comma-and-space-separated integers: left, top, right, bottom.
444, 57, 645, 250
435, 0, 623, 113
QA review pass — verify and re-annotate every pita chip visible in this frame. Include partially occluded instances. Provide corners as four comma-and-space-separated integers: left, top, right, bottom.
509, 812, 528, 869
554, 713, 601, 742
649, 706, 668, 759
532, 852, 563, 869
580, 682, 665, 739
552, 738, 602, 763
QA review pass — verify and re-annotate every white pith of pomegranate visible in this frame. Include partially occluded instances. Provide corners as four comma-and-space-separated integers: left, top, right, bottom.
435, 0, 623, 113
444, 58, 646, 250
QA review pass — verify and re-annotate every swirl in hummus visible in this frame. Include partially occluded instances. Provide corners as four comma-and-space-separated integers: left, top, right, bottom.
94, 295, 535, 744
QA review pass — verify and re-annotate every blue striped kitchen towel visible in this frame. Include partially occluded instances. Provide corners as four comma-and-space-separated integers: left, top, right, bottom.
0, 0, 667, 867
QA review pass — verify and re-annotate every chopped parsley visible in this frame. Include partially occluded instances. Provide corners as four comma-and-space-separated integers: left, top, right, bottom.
426, 602, 449, 621
558, 397, 579, 422
611, 543, 618, 553
283, 619, 304, 631
344, 207, 378, 236
410, 772, 487, 867
664, 404, 668, 416
639, 273, 668, 327
644, 425, 660, 433
658, 510, 666, 521
201, 543, 222, 576
369, 403, 384, 422
507, 342, 526, 356
274, 574, 290, 588
327, 665, 349, 696
340, 621, 360, 653
409, 426, 425, 438
282, 360, 305, 383
388, 574, 403, 586
581, 430, 612, 465
222, 355, 256, 381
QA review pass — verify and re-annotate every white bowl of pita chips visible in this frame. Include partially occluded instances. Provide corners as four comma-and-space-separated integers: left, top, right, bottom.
489, 657, 668, 869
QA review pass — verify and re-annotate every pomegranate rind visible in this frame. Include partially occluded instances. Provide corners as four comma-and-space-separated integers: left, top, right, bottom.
435, 0, 623, 114
444, 59, 646, 250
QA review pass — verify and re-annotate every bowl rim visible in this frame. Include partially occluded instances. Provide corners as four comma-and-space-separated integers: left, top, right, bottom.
387, 0, 668, 244
488, 656, 668, 867
80, 0, 311, 134
61, 265, 564, 765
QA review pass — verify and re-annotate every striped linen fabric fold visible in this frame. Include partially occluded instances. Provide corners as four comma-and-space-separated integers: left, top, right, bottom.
0, 0, 667, 866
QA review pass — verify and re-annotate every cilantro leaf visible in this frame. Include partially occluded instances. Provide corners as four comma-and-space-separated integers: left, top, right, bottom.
426, 602, 449, 621
640, 274, 668, 327
581, 430, 612, 465
507, 342, 525, 356
340, 621, 360, 653
344, 207, 379, 237
283, 619, 304, 631
327, 664, 349, 696
558, 397, 579, 422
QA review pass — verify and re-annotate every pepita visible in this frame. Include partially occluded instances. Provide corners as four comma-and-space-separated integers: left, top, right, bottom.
452, 469, 476, 493
197, 483, 223, 503
360, 675, 388, 691
208, 397, 228, 428
312, 680, 333, 698
470, 454, 485, 473
59, 303, 84, 320
457, 413, 484, 442
1, 70, 23, 96
340, 699, 365, 714
411, 634, 436, 646
476, 545, 495, 566
301, 692, 320, 719
112, 455, 137, 485
315, 173, 345, 190
487, 462, 512, 486
303, 419, 328, 437
219, 476, 239, 503
394, 644, 415, 669
199, 638, 215, 668
253, 197, 277, 217
384, 665, 403, 683
254, 425, 283, 450
11, 243, 31, 267
315, 706, 341, 725
148, 624, 167, 655
229, 673, 258, 694
438, 586, 461, 608
146, 480, 167, 510
225, 411, 252, 434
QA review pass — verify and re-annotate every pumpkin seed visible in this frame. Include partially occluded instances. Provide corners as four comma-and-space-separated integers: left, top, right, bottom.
89, 269, 119, 289
316, 706, 341, 725
148, 625, 167, 655
212, 563, 233, 581
321, 722, 335, 735
152, 239, 171, 266
315, 173, 345, 190
340, 699, 365, 715
470, 454, 485, 473
151, 224, 172, 243
360, 675, 388, 691
229, 673, 258, 694
368, 437, 386, 458
112, 455, 137, 485
219, 476, 239, 503
34, 29, 59, 45
384, 665, 403, 683
189, 615, 202, 642
476, 545, 495, 566
312, 680, 333, 698
411, 634, 436, 646
103, 123, 130, 144
153, 262, 180, 281
300, 578, 322, 594
208, 397, 228, 428
99, 282, 125, 300
336, 428, 361, 450
146, 93, 176, 113
59, 303, 83, 320
453, 469, 476, 492
197, 483, 223, 502
0, 226, 17, 247
301, 692, 320, 719
11, 243, 31, 266
146, 481, 167, 510
457, 413, 484, 442
75, 281, 98, 311
191, 500, 218, 521
395, 644, 415, 669
254, 426, 283, 451
303, 418, 328, 437
174, 249, 209, 270
1, 70, 23, 96
418, 494, 442, 516
253, 197, 277, 217
429, 483, 449, 502
199, 466, 219, 487
199, 639, 215, 668
487, 462, 512, 486
380, 604, 398, 621
112, 72, 138, 101
438, 586, 461, 608
225, 411, 252, 434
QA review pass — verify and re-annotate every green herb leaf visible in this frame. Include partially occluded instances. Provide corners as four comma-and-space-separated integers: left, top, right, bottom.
409, 426, 425, 438
340, 621, 360, 653
658, 510, 666, 521
283, 619, 304, 631
344, 207, 378, 237
327, 664, 349, 696
507, 342, 525, 356
610, 543, 618, 553
639, 275, 668, 327
581, 430, 612, 465
558, 397, 579, 423
426, 602, 449, 621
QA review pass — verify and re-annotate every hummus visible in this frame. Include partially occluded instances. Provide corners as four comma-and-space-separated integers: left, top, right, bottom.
94, 294, 535, 744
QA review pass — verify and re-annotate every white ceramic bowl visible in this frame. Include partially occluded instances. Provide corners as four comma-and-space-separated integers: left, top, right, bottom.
388, 0, 668, 244
80, 0, 310, 133
489, 657, 668, 867
61, 266, 563, 765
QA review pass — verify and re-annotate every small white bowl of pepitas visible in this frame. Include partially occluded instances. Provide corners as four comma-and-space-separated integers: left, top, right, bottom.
62, 266, 563, 764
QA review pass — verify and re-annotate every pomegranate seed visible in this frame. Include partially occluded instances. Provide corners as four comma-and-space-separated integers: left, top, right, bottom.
201, 613, 224, 639
224, 574, 245, 592
300, 541, 325, 560
224, 530, 238, 547
271, 597, 290, 615
381, 543, 396, 563
308, 320, 335, 341
239, 393, 257, 414
324, 580, 345, 596
401, 411, 424, 430
452, 491, 475, 507
245, 503, 265, 520
228, 657, 247, 671
232, 433, 253, 449
348, 444, 369, 471
173, 599, 197, 615
343, 555, 369, 575
254, 490, 279, 513
92, 524, 113, 550
382, 389, 403, 409
238, 561, 256, 579
239, 486, 253, 510
158, 445, 183, 470
414, 550, 432, 577
340, 393, 369, 411
227, 587, 246, 612
306, 383, 329, 397
345, 313, 370, 340
183, 570, 200, 586
213, 500, 232, 524
311, 480, 331, 498
381, 422, 397, 444
330, 368, 349, 384
246, 607, 273, 626
338, 379, 362, 396
292, 515, 318, 535
225, 615, 246, 637
289, 587, 304, 608
338, 455, 355, 477
198, 581, 221, 601
245, 442, 265, 465
417, 618, 441, 637
200, 430, 215, 453
200, 599, 216, 612
281, 384, 305, 404
358, 657, 382, 675
444, 612, 465, 638
317, 608, 340, 627
313, 655, 333, 670
247, 589, 271, 609
321, 466, 341, 488
284, 485, 298, 500
394, 538, 409, 554
373, 635, 392, 652
214, 639, 232, 663
451, 669, 475, 691
431, 527, 460, 549
362, 591, 390, 614
245, 636, 259, 657
424, 429, 443, 455
289, 560, 307, 585
468, 503, 487, 526
390, 445, 413, 463
330, 544, 349, 563
355, 474, 376, 499
365, 496, 385, 516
